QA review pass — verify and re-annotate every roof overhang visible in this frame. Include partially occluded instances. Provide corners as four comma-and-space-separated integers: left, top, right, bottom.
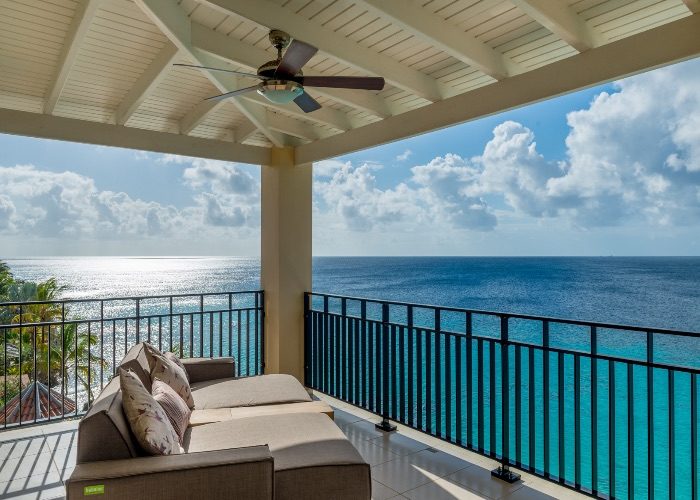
1, 0, 699, 165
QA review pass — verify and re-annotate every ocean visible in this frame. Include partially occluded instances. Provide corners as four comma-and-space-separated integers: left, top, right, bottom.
3, 256, 699, 498
4, 256, 699, 331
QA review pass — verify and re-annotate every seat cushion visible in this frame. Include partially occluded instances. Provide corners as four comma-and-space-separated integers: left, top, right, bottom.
191, 374, 311, 410
189, 401, 334, 426
184, 413, 370, 499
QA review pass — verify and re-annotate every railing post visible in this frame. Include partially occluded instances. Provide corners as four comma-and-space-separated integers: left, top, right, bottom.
492, 314, 521, 483
135, 298, 140, 343
304, 293, 311, 387
376, 301, 397, 432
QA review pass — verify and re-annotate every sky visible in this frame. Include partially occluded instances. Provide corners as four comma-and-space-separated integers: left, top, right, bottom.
1, 57, 699, 257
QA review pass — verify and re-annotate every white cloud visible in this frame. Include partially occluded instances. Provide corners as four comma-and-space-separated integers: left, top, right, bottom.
0, 158, 261, 240
396, 149, 412, 161
316, 58, 700, 233
314, 156, 496, 232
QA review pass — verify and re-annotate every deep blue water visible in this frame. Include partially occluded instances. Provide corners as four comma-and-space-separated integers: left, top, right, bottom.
6, 256, 698, 331
4, 256, 699, 498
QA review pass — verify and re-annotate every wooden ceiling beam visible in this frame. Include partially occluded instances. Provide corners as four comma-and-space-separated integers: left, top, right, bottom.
296, 14, 700, 163
0, 107, 269, 165
114, 43, 179, 125
510, 0, 604, 52
200, 0, 450, 102
357, 0, 521, 79
44, 0, 103, 114
135, 0, 286, 147
191, 22, 399, 118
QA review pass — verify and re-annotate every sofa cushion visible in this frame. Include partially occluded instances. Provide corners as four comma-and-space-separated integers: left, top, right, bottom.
120, 369, 182, 456
119, 343, 153, 391
190, 374, 311, 410
152, 379, 191, 444
189, 401, 334, 426
77, 377, 140, 463
184, 412, 370, 500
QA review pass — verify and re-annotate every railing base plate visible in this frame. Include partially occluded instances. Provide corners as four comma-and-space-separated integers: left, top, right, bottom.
491, 466, 521, 483
375, 420, 397, 432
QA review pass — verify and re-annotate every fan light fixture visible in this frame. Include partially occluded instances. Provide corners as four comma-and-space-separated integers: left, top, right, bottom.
257, 80, 304, 104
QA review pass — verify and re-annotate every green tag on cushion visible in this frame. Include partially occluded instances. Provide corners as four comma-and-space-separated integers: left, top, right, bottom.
84, 484, 105, 495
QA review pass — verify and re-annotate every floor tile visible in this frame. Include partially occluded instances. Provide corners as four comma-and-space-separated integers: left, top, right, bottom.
0, 452, 58, 483
403, 476, 488, 499
333, 408, 365, 426
504, 485, 559, 500
355, 438, 401, 466
372, 460, 440, 494
340, 419, 385, 444
445, 466, 524, 500
0, 469, 63, 498
370, 432, 429, 456
0, 436, 52, 460
372, 479, 401, 500
44, 430, 77, 452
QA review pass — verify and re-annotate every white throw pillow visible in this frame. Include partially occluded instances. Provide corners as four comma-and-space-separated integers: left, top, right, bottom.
120, 368, 182, 455
151, 352, 195, 409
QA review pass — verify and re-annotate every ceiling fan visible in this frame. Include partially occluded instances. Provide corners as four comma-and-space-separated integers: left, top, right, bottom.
175, 29, 385, 113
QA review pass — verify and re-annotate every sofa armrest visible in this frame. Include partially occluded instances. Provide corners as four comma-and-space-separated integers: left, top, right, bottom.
181, 357, 236, 383
66, 445, 272, 500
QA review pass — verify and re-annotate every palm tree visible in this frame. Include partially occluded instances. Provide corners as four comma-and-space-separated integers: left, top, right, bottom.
0, 262, 109, 406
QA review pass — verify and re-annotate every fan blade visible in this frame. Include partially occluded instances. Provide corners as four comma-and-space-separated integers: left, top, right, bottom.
205, 85, 259, 102
293, 92, 322, 113
276, 39, 318, 77
174, 63, 265, 80
301, 76, 385, 90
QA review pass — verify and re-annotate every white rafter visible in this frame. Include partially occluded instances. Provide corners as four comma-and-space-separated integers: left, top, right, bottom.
44, 0, 102, 114
510, 0, 603, 52
200, 0, 449, 102
358, 0, 521, 79
265, 111, 326, 141
682, 0, 700, 13
114, 43, 179, 125
296, 14, 700, 164
134, 0, 285, 147
243, 93, 352, 132
179, 100, 225, 135
234, 121, 258, 144
190, 22, 398, 119
0, 108, 269, 164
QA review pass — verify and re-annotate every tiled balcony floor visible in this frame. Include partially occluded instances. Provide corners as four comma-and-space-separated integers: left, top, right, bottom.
318, 393, 586, 500
0, 398, 585, 500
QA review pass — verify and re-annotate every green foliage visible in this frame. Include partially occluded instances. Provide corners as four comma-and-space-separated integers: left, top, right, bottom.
0, 260, 109, 408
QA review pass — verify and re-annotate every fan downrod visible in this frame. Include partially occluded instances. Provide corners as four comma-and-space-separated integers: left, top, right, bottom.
269, 29, 291, 59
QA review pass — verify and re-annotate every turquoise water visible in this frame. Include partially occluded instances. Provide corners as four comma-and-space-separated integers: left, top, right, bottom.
5, 256, 700, 498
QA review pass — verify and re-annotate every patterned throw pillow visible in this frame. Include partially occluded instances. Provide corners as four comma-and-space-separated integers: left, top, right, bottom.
152, 379, 191, 444
165, 351, 189, 382
119, 368, 181, 456
151, 352, 195, 409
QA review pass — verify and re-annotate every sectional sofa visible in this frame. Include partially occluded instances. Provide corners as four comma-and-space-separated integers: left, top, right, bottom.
66, 343, 371, 499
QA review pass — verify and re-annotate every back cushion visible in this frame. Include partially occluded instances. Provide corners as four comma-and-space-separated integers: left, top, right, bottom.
77, 377, 142, 463
119, 343, 154, 391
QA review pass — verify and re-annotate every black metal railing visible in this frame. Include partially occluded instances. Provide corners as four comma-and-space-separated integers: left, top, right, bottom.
1, 290, 264, 429
305, 291, 700, 500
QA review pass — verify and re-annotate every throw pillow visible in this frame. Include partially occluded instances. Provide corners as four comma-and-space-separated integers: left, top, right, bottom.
152, 379, 191, 444
151, 352, 195, 409
119, 368, 181, 455
165, 351, 189, 382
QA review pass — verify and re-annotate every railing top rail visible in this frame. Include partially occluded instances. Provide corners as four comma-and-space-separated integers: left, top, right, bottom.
0, 289, 264, 307
306, 291, 700, 338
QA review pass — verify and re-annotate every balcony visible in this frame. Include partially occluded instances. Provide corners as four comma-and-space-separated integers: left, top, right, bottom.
2, 291, 698, 499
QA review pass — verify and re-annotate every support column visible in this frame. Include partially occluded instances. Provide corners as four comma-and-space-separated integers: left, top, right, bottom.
261, 147, 312, 382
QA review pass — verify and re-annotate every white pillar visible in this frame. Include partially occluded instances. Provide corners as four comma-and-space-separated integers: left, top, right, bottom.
260, 147, 312, 382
